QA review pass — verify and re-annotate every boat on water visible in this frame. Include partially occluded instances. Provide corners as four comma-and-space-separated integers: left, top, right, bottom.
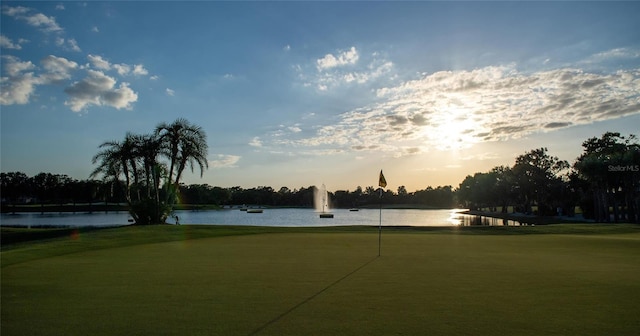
319, 212, 334, 218
246, 209, 263, 213
349, 208, 359, 211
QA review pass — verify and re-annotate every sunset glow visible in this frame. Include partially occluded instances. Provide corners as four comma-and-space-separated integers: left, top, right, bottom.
1, 2, 639, 191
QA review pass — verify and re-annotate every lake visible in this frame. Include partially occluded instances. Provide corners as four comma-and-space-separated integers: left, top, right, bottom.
0, 208, 519, 228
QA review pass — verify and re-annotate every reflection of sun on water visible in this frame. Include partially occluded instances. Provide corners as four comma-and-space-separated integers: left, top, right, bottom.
447, 209, 466, 225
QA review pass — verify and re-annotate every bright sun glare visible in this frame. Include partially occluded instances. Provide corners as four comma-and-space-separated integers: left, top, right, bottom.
426, 107, 482, 151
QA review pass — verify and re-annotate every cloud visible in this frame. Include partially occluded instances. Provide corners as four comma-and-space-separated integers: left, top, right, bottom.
209, 154, 240, 168
3, 5, 84, 53
88, 54, 111, 70
55, 37, 81, 52
1, 55, 80, 105
132, 64, 148, 76
317, 46, 359, 71
587, 48, 640, 62
113, 64, 130, 76
66, 38, 80, 52
0, 34, 24, 49
271, 64, 640, 155
1, 6, 30, 17
86, 56, 150, 78
24, 12, 62, 32
64, 70, 138, 112
2, 55, 35, 77
0, 53, 150, 111
2, 5, 62, 32
0, 72, 39, 105
41, 55, 78, 82
0, 56, 39, 105
249, 137, 263, 147
165, 88, 175, 96
301, 47, 394, 91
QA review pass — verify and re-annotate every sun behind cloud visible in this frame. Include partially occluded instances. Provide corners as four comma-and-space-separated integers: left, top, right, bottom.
426, 106, 484, 151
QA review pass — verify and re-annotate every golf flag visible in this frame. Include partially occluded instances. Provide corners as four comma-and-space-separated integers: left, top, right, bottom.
379, 170, 387, 188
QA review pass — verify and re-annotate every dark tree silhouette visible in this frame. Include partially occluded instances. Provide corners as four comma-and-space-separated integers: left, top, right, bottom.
574, 132, 639, 222
91, 119, 209, 224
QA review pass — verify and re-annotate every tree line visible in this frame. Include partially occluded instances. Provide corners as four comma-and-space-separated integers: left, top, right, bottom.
457, 132, 639, 223
0, 174, 455, 210
2, 126, 638, 223
179, 185, 454, 209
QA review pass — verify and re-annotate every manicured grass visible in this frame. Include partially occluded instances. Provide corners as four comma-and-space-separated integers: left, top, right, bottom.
2, 225, 640, 335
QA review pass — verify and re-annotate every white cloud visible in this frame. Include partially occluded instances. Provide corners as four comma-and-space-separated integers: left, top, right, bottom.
88, 54, 111, 70
1, 55, 77, 105
67, 38, 80, 52
0, 72, 39, 105
588, 48, 640, 62
64, 70, 138, 112
91, 26, 99, 33
25, 12, 62, 32
317, 46, 359, 71
274, 65, 640, 155
132, 64, 148, 76
2, 6, 31, 17
249, 137, 263, 147
55, 4, 65, 10
2, 55, 34, 77
165, 88, 175, 96
41, 55, 78, 82
302, 48, 394, 92
87, 58, 150, 78
284, 45, 291, 51
0, 56, 39, 105
0, 34, 23, 49
113, 64, 130, 76
209, 154, 240, 168
56, 37, 81, 52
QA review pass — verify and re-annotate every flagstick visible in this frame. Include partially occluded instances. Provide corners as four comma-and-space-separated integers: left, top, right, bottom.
377, 170, 387, 257
378, 187, 382, 257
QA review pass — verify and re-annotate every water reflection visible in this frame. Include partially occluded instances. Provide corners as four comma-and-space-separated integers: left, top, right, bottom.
1, 208, 524, 228
451, 212, 521, 226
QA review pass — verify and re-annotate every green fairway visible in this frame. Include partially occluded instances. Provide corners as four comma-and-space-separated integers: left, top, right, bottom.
2, 225, 640, 335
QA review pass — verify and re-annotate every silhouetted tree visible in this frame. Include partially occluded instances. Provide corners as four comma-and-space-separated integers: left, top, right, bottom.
91, 119, 209, 224
574, 132, 639, 222
512, 148, 569, 215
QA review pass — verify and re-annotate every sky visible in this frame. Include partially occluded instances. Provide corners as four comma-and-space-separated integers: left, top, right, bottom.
1, 1, 639, 193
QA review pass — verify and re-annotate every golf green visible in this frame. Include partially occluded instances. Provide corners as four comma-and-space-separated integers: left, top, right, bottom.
2, 228, 640, 335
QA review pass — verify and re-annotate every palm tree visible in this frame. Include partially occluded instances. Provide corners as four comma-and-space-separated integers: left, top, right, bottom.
92, 120, 209, 224
91, 133, 141, 203
156, 118, 209, 191
91, 139, 129, 201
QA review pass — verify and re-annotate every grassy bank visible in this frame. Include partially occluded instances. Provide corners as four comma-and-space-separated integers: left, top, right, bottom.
2, 224, 640, 335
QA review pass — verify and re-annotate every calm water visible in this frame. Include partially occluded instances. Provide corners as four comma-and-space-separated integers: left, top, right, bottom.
0, 208, 519, 228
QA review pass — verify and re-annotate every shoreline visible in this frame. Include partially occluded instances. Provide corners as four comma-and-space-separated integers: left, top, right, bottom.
461, 209, 591, 225
1, 203, 451, 214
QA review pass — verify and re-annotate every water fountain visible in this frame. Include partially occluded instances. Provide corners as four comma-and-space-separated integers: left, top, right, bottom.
314, 184, 334, 218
